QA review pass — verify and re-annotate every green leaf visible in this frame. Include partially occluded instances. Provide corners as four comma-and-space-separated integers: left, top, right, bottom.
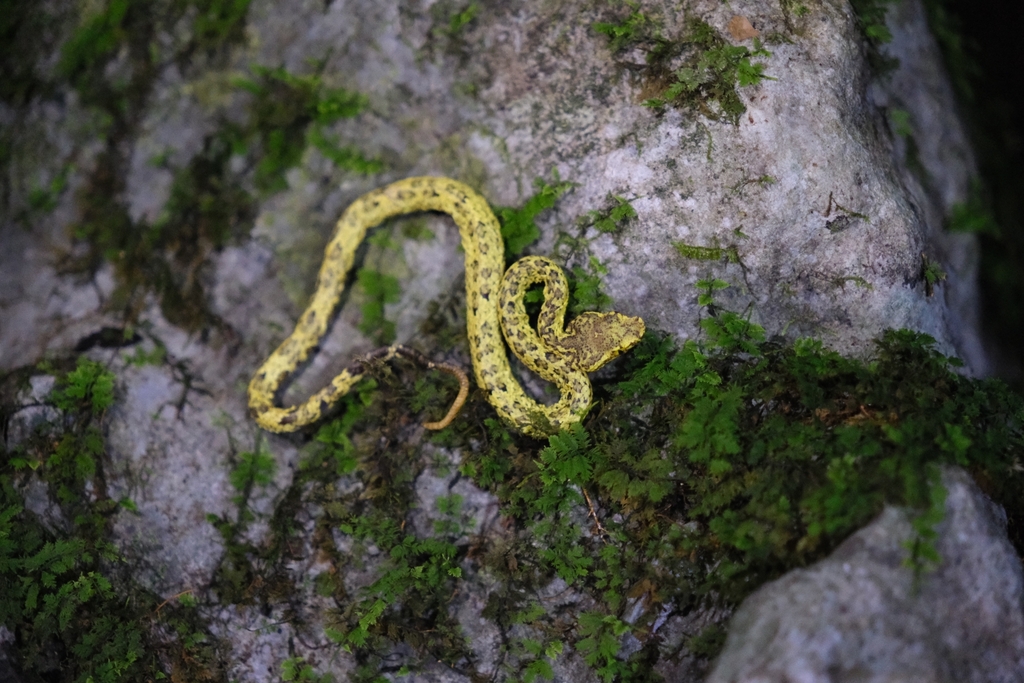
538, 423, 594, 485
357, 269, 401, 344
51, 358, 116, 413
523, 658, 555, 683
497, 175, 574, 256
230, 450, 277, 491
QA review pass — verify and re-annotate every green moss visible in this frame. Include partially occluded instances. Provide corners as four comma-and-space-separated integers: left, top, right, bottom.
22, 164, 72, 220
780, 0, 811, 19
356, 269, 402, 345
496, 174, 575, 257
642, 21, 773, 123
685, 623, 728, 659
890, 108, 913, 137
188, 0, 253, 47
825, 192, 870, 223
0, 359, 228, 681
920, 253, 947, 297
44, 2, 379, 336
593, 3, 657, 53
282, 656, 334, 682
849, 0, 900, 73
673, 241, 741, 264
59, 0, 251, 87
216, 255, 1024, 681
729, 174, 777, 194
947, 178, 1000, 236
568, 257, 613, 315
916, 1, 1024, 378
593, 10, 773, 124
229, 449, 277, 499
0, 2, 54, 106
850, 0, 897, 44
69, 133, 256, 332
400, 218, 435, 241
834, 275, 873, 290
443, 2, 479, 37
233, 64, 382, 193
575, 611, 631, 682
58, 0, 131, 83
921, 0, 981, 103
886, 108, 931, 184
581, 194, 638, 234
308, 126, 385, 176
36, 0, 253, 335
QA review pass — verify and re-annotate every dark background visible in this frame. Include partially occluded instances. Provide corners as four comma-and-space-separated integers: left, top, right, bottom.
940, 0, 1024, 380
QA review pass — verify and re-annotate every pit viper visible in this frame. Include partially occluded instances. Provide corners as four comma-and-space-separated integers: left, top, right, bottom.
248, 176, 646, 438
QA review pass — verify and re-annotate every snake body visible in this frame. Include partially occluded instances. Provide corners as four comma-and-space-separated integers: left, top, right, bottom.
248, 176, 645, 437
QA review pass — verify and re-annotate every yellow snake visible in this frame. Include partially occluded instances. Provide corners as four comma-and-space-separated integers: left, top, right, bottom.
248, 177, 645, 438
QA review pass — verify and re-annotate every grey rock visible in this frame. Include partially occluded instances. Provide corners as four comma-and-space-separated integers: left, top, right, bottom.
871, 0, 988, 373
227, 0, 986, 372
0, 628, 23, 683
0, 0, 1011, 680
706, 467, 1024, 683
5, 375, 59, 447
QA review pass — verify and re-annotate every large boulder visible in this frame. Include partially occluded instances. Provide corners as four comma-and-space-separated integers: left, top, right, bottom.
0, 0, 1011, 681
706, 467, 1024, 683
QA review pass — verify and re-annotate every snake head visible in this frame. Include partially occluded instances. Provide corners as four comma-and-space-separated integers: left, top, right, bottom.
559, 311, 646, 373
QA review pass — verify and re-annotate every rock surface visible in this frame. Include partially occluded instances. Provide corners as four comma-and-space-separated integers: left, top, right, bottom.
0, 0, 1011, 681
706, 467, 1024, 683
0, 0, 987, 373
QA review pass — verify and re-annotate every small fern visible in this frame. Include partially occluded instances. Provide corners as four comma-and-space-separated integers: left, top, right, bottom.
497, 174, 575, 256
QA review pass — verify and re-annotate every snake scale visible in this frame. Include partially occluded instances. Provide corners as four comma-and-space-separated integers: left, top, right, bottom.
248, 176, 645, 438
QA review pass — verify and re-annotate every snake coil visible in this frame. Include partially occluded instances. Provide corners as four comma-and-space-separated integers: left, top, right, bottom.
248, 177, 645, 437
